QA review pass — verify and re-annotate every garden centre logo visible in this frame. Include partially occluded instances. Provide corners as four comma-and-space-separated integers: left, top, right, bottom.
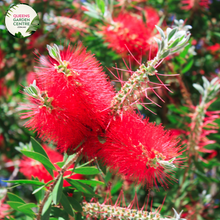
5, 3, 39, 38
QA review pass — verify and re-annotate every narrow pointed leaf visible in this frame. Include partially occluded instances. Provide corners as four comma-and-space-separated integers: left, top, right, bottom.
4, 179, 45, 186
168, 28, 178, 41
7, 192, 25, 204
155, 25, 165, 38
52, 175, 63, 204
20, 150, 56, 174
73, 166, 99, 175
18, 203, 38, 209
31, 137, 49, 159
60, 193, 74, 217
42, 193, 52, 219
68, 197, 82, 212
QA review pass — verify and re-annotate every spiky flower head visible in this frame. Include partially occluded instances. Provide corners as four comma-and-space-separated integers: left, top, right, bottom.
101, 8, 159, 60
20, 44, 115, 151
181, 0, 210, 10
84, 112, 181, 188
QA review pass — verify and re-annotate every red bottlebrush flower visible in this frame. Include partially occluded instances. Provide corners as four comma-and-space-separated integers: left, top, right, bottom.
84, 112, 181, 188
19, 145, 83, 186
0, 202, 10, 219
101, 9, 159, 60
20, 44, 115, 152
207, 43, 220, 52
206, 43, 220, 58
141, 7, 160, 30
187, 99, 220, 160
181, 0, 210, 10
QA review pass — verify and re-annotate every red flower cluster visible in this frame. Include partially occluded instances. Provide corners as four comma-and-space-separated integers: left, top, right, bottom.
21, 44, 182, 188
181, 0, 210, 10
206, 43, 220, 58
83, 112, 181, 188
101, 8, 159, 60
207, 43, 220, 53
21, 44, 115, 152
19, 145, 83, 186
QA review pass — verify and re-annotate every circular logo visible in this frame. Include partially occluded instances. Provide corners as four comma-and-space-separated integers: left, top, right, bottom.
5, 3, 39, 38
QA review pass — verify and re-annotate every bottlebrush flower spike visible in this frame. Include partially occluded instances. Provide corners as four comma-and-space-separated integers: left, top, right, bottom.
20, 43, 115, 151
82, 202, 162, 220
188, 76, 220, 158
101, 8, 159, 60
20, 79, 86, 150
53, 16, 89, 33
19, 145, 83, 186
111, 24, 191, 115
85, 112, 181, 188
181, 0, 210, 10
82, 192, 185, 220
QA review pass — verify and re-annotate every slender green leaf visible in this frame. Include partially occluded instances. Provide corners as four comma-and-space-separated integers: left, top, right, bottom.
7, 192, 25, 204
68, 197, 82, 212
194, 160, 205, 174
168, 28, 178, 41
41, 193, 52, 220
56, 161, 65, 168
74, 166, 100, 175
21, 150, 56, 175
18, 203, 38, 209
75, 212, 83, 220
4, 179, 45, 186
31, 137, 49, 159
50, 207, 69, 219
60, 193, 74, 217
52, 175, 63, 205
32, 184, 46, 194
76, 179, 104, 187
7, 201, 35, 217
66, 179, 95, 195
155, 25, 165, 38
111, 181, 123, 194
182, 58, 194, 73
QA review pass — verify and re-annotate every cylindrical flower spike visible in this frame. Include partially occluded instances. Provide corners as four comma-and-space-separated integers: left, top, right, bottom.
82, 201, 186, 220
53, 16, 89, 33
188, 77, 220, 157
84, 112, 182, 188
101, 9, 159, 60
20, 44, 115, 151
